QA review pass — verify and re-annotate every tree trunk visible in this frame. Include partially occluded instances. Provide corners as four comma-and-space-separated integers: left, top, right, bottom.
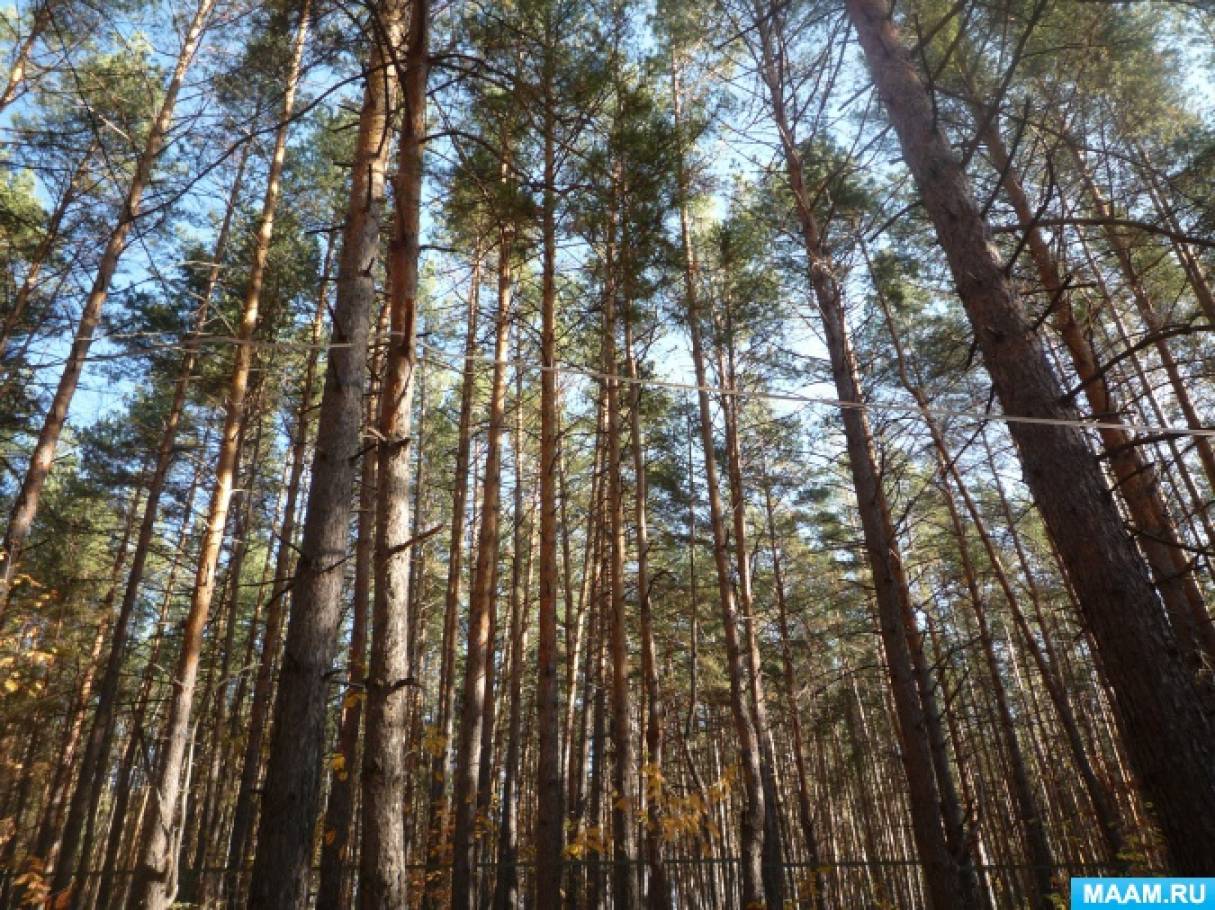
0, 140, 95, 367
0, 0, 218, 611
969, 112, 1215, 669
130, 8, 307, 904
534, 6, 565, 901
358, 1, 428, 904
603, 223, 640, 910
624, 319, 671, 910
227, 234, 334, 903
760, 472, 826, 910
846, 0, 1215, 870
492, 343, 532, 910
672, 52, 767, 908
421, 251, 481, 909
715, 332, 785, 909
452, 227, 513, 910
246, 2, 402, 903
315, 303, 385, 910
0, 0, 57, 112
1069, 149, 1215, 495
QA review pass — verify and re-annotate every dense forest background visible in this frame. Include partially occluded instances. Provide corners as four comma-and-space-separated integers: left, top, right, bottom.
1, 0, 1214, 907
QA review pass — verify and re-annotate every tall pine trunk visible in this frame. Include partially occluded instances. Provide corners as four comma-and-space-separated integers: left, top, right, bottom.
246, 3, 402, 903
49, 145, 250, 903
534, 7, 565, 901
358, 1, 428, 904
130, 8, 308, 904
847, 0, 1215, 870
451, 227, 513, 910
226, 234, 334, 901
0, 0, 218, 610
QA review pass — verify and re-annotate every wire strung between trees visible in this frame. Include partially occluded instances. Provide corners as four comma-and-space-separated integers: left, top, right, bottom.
50, 327, 1215, 441
414, 342, 1215, 442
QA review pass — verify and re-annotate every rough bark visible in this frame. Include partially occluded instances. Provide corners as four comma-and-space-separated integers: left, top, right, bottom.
245, 2, 402, 903
226, 234, 333, 901
358, 1, 428, 904
314, 302, 383, 910
847, 0, 1215, 871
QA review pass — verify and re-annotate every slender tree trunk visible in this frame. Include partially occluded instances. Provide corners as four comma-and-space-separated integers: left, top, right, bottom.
0, 0, 56, 112
749, 9, 975, 903
182, 413, 267, 903
1133, 144, 1215, 325
67, 145, 252, 907
873, 254, 1129, 868
421, 253, 481, 910
0, 141, 95, 366
969, 112, 1215, 668
1069, 149, 1215, 495
94, 429, 207, 910
602, 227, 640, 910
760, 473, 825, 910
680, 179, 763, 910
247, 4, 402, 903
624, 320, 671, 910
452, 228, 513, 910
847, 0, 1215, 870
358, 2, 428, 904
671, 53, 767, 908
129, 7, 307, 903
534, 7, 565, 900
0, 0, 218, 611
33, 491, 138, 882
715, 335, 785, 909
492, 344, 531, 910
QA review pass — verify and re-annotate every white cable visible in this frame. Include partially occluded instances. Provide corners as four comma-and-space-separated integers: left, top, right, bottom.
416, 342, 1215, 441
44, 328, 1215, 441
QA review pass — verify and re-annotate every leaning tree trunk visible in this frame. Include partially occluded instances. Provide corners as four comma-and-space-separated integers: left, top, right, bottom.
0, 140, 95, 367
51, 141, 251, 908
968, 109, 1215, 670
0, 0, 218, 611
847, 0, 1215, 871
130, 9, 309, 906
672, 52, 768, 908
0, 0, 58, 112
246, 3, 402, 904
